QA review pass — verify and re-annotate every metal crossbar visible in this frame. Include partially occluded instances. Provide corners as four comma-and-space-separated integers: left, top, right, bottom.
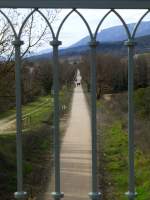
0, 3, 149, 200
0, 0, 149, 9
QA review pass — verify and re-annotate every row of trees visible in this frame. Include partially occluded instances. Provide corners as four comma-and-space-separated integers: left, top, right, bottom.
79, 53, 150, 99
0, 52, 149, 111
0, 58, 77, 112
0, 9, 64, 112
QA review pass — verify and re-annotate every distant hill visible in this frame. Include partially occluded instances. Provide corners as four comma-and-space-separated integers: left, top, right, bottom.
71, 21, 150, 47
28, 21, 150, 61
28, 35, 150, 61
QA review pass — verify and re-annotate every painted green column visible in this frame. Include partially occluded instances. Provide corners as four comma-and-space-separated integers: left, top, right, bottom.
88, 40, 101, 200
12, 39, 27, 200
124, 39, 137, 200
50, 39, 64, 200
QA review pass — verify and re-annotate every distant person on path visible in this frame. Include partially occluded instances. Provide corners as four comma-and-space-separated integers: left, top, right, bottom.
75, 69, 82, 87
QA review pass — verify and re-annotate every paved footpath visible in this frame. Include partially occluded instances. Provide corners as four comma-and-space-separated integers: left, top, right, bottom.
45, 86, 92, 200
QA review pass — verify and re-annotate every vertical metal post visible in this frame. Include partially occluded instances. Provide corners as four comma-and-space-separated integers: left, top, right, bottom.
12, 38, 27, 200
50, 39, 64, 200
124, 39, 137, 200
88, 40, 101, 200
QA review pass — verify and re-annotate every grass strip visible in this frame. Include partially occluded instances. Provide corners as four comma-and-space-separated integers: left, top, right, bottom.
99, 100, 150, 200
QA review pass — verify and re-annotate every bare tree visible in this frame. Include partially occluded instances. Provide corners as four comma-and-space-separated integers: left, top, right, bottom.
135, 55, 148, 88
0, 9, 60, 60
0, 9, 60, 111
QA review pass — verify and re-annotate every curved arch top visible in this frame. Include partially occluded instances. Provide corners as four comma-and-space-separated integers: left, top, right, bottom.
56, 9, 93, 40
132, 9, 149, 38
18, 9, 36, 38
94, 9, 131, 41
0, 0, 150, 9
94, 10, 112, 39
0, 9, 17, 38
111, 10, 131, 39
36, 9, 55, 39
56, 9, 74, 39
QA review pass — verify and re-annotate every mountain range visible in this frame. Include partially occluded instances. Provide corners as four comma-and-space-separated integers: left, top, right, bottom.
29, 21, 150, 60
70, 21, 150, 47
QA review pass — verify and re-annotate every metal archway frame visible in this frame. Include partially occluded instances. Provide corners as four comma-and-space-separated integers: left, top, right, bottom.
0, 3, 150, 200
0, 0, 149, 9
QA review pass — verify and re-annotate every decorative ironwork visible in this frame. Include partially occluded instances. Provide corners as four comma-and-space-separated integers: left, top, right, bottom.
0, 5, 149, 200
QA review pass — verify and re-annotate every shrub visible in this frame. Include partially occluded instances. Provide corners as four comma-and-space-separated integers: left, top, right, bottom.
134, 87, 150, 118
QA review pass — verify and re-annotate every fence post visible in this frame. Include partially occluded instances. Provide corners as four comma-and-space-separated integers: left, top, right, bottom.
12, 38, 27, 199
124, 39, 137, 200
50, 39, 64, 200
88, 39, 101, 200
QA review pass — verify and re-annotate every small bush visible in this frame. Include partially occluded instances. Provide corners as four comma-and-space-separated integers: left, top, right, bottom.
134, 87, 150, 118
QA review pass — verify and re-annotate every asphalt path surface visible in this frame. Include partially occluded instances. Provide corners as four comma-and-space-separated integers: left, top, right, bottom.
45, 85, 92, 200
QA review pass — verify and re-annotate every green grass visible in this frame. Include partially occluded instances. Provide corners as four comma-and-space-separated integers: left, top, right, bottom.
0, 95, 51, 120
99, 101, 150, 200
59, 85, 73, 113
0, 134, 17, 197
102, 120, 128, 200
134, 87, 150, 119
22, 99, 53, 130
22, 95, 51, 115
135, 150, 150, 200
0, 86, 73, 199
0, 86, 73, 131
0, 127, 52, 199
